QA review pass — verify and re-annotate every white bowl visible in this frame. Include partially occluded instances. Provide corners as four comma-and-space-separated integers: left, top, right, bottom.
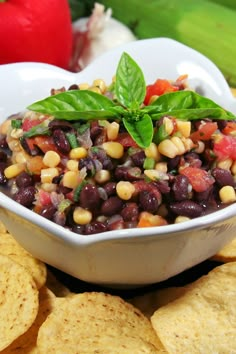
0, 38, 236, 287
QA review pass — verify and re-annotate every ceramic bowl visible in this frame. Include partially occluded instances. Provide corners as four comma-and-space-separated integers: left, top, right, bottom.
0, 38, 236, 287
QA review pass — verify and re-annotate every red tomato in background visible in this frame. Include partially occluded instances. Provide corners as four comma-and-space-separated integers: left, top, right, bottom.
144, 79, 179, 105
190, 122, 218, 142
180, 166, 215, 192
0, 0, 73, 69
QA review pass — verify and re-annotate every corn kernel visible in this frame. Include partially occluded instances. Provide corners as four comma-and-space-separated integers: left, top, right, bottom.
62, 171, 79, 189
175, 216, 191, 223
158, 139, 179, 158
43, 150, 61, 167
163, 117, 174, 135
41, 183, 57, 192
193, 141, 205, 154
182, 137, 195, 151
94, 169, 111, 184
4, 163, 25, 179
78, 83, 89, 90
145, 142, 161, 161
144, 169, 168, 181
10, 128, 23, 139
231, 161, 236, 175
102, 142, 124, 159
41, 167, 59, 183
73, 207, 92, 225
66, 159, 79, 171
0, 119, 11, 135
89, 86, 101, 94
176, 120, 191, 137
155, 162, 168, 173
217, 158, 233, 170
69, 147, 87, 160
107, 121, 119, 141
7, 139, 22, 152
219, 186, 236, 203
171, 136, 185, 155
93, 79, 106, 93
14, 151, 29, 164
116, 181, 135, 200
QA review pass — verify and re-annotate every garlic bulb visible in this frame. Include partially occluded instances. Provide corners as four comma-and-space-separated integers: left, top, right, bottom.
69, 3, 136, 72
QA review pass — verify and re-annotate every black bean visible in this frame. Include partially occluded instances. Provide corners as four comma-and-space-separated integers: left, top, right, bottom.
14, 186, 36, 207
52, 129, 70, 154
172, 175, 190, 201
130, 150, 145, 168
126, 167, 142, 181
153, 180, 170, 194
217, 120, 227, 131
194, 185, 214, 202
20, 137, 40, 156
90, 124, 104, 141
139, 190, 160, 213
167, 155, 180, 171
0, 151, 7, 162
68, 84, 79, 90
169, 200, 203, 218
0, 162, 7, 184
121, 203, 139, 222
49, 119, 73, 131
40, 205, 57, 220
103, 182, 116, 196
0, 135, 8, 148
114, 166, 129, 180
184, 152, 202, 168
101, 196, 123, 216
15, 171, 34, 188
79, 184, 101, 210
211, 167, 235, 187
84, 221, 107, 235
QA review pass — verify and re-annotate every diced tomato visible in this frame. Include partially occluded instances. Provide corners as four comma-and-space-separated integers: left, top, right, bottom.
190, 122, 218, 142
137, 212, 167, 228
180, 166, 215, 192
222, 122, 236, 135
115, 132, 138, 148
144, 79, 179, 105
34, 136, 58, 153
38, 190, 51, 206
213, 135, 236, 161
22, 118, 42, 132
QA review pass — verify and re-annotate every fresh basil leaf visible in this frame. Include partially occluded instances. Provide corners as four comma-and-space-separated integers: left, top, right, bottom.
11, 119, 22, 129
115, 52, 146, 108
27, 90, 118, 117
23, 123, 51, 138
143, 90, 236, 120
123, 114, 153, 148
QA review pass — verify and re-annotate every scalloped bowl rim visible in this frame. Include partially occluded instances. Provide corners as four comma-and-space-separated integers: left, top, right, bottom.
0, 37, 236, 247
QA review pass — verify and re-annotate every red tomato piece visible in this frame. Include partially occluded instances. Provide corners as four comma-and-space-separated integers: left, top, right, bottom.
222, 122, 236, 135
213, 135, 236, 160
115, 132, 138, 148
34, 136, 58, 153
180, 166, 215, 192
38, 190, 51, 206
22, 118, 42, 132
190, 122, 218, 142
144, 79, 179, 105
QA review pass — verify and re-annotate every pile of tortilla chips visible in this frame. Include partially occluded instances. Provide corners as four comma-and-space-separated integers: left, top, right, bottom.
0, 219, 235, 353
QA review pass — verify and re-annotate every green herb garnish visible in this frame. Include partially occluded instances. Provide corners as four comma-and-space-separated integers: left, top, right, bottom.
27, 52, 236, 148
11, 119, 22, 129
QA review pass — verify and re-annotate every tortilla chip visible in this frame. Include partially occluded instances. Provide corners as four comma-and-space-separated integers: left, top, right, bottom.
0, 231, 47, 289
37, 292, 167, 353
129, 286, 188, 319
151, 262, 236, 354
211, 237, 236, 263
0, 220, 7, 233
0, 254, 39, 351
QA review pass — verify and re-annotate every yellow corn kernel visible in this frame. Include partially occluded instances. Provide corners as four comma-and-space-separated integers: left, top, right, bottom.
66, 159, 79, 172
93, 79, 106, 93
231, 161, 236, 175
158, 139, 179, 158
62, 171, 79, 189
4, 163, 25, 179
78, 83, 89, 90
43, 150, 61, 168
116, 181, 135, 200
73, 207, 92, 225
10, 128, 23, 139
219, 186, 236, 203
145, 142, 161, 161
14, 151, 30, 164
89, 86, 101, 94
7, 139, 22, 152
94, 169, 111, 184
182, 137, 195, 151
102, 142, 124, 159
163, 117, 174, 135
170, 136, 186, 155
176, 120, 191, 138
193, 141, 205, 154
107, 121, 119, 141
144, 169, 167, 182
0, 119, 11, 135
217, 158, 233, 170
155, 162, 168, 173
175, 216, 191, 223
69, 147, 87, 160
41, 167, 59, 183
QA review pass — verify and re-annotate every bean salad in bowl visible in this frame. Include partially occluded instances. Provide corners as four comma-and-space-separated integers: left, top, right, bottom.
0, 52, 236, 236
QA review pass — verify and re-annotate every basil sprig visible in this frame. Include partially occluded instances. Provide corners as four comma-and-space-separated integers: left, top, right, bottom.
27, 52, 236, 148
